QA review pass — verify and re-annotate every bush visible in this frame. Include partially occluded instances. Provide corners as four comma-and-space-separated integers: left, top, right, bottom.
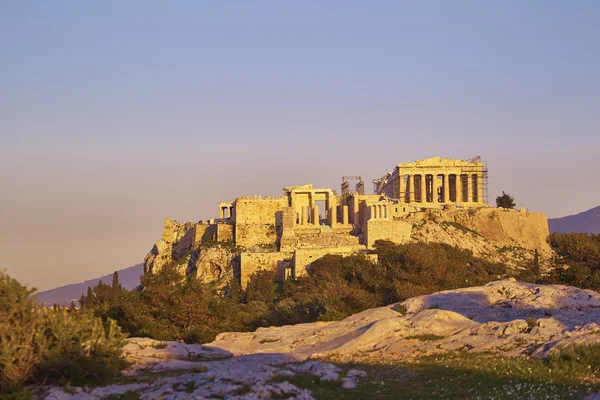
547, 233, 600, 291
0, 272, 127, 393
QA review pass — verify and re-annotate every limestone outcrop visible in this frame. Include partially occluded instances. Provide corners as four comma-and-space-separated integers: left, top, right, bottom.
409, 207, 552, 269
144, 218, 196, 275
207, 280, 600, 360
43, 280, 600, 399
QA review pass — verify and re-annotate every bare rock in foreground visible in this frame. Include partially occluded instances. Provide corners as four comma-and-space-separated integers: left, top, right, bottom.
42, 280, 600, 399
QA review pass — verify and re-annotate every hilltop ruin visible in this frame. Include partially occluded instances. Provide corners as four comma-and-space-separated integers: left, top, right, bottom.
144, 157, 550, 287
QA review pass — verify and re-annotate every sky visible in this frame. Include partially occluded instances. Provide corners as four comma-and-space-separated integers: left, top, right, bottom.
1, 1, 599, 291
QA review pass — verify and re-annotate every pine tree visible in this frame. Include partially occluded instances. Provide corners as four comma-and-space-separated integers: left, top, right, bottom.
496, 191, 516, 209
83, 286, 96, 308
111, 271, 122, 297
532, 249, 540, 277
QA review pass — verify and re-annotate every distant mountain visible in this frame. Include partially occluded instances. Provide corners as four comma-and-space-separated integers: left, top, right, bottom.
35, 264, 144, 306
548, 206, 600, 234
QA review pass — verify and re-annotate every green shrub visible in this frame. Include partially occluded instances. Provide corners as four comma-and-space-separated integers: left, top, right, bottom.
0, 272, 127, 393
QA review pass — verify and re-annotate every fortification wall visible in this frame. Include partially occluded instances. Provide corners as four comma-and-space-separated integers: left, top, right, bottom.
292, 247, 376, 278
217, 224, 233, 242
239, 251, 293, 288
234, 197, 288, 247
438, 208, 550, 252
364, 219, 413, 248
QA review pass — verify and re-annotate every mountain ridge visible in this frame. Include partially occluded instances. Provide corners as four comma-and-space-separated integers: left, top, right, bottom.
548, 205, 600, 234
35, 264, 143, 306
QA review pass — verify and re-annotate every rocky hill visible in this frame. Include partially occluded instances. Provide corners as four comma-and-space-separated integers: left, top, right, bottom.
43, 280, 600, 399
549, 205, 600, 234
35, 264, 143, 306
144, 206, 552, 288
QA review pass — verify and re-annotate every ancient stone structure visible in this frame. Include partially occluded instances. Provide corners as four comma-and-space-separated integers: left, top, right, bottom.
373, 156, 488, 206
144, 156, 549, 288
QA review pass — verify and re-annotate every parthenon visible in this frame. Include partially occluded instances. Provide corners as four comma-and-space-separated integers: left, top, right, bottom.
373, 156, 488, 206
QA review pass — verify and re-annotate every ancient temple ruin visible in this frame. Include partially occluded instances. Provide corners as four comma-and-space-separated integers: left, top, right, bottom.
373, 156, 488, 206
145, 156, 547, 289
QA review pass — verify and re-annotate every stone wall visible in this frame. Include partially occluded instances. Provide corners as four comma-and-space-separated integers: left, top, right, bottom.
364, 219, 412, 248
292, 247, 376, 278
447, 208, 550, 252
216, 223, 233, 242
194, 223, 217, 248
234, 197, 288, 247
239, 252, 293, 288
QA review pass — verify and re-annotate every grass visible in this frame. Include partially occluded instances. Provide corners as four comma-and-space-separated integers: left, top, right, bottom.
103, 391, 141, 400
404, 334, 445, 341
259, 338, 281, 344
0, 393, 34, 400
441, 221, 481, 237
172, 381, 197, 393
284, 347, 600, 399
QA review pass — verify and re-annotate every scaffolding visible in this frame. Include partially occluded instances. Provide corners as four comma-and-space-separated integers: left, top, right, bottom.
341, 176, 364, 195
463, 155, 489, 205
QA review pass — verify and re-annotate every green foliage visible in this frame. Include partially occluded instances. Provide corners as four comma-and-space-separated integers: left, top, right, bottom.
547, 232, 600, 290
0, 272, 127, 394
441, 221, 480, 236
404, 334, 445, 341
496, 191, 516, 209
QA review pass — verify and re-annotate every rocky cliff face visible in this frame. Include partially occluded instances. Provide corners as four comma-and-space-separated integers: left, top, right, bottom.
408, 207, 551, 270
144, 218, 239, 286
144, 207, 553, 283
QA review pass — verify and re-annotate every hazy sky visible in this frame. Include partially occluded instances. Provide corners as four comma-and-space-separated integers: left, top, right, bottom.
1, 1, 599, 291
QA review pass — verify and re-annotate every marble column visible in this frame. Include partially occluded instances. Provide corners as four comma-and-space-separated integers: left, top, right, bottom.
443, 175, 449, 203
409, 175, 415, 203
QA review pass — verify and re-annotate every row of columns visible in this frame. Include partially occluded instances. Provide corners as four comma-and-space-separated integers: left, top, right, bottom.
296, 205, 350, 226
401, 173, 483, 204
369, 204, 389, 220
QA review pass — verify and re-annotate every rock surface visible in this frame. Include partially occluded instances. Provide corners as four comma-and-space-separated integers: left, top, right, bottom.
42, 280, 600, 399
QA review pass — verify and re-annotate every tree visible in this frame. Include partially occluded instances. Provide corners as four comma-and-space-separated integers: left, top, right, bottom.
496, 191, 516, 209
111, 271, 122, 296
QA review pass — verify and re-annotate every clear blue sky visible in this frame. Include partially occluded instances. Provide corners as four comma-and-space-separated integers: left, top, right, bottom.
1, 1, 599, 290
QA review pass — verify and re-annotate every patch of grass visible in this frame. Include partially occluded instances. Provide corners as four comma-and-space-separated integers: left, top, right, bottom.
526, 317, 539, 333
404, 334, 445, 341
296, 351, 600, 399
392, 304, 407, 315
136, 366, 207, 379
0, 392, 34, 400
103, 391, 141, 400
259, 338, 281, 344
441, 221, 481, 236
172, 381, 196, 393
231, 384, 252, 396
545, 343, 600, 377
498, 245, 526, 254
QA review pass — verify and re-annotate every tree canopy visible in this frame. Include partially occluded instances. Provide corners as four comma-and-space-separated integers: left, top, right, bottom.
496, 191, 516, 209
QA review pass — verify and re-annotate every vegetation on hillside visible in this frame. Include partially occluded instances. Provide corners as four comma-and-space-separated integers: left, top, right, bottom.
3, 232, 600, 395
79, 242, 507, 343
0, 272, 127, 396
547, 232, 600, 289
